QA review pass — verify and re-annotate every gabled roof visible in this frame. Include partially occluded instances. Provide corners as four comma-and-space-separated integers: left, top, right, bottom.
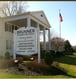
3, 11, 51, 28
30, 11, 51, 27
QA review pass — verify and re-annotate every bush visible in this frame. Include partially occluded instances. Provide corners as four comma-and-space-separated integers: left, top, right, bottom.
44, 51, 53, 65
5, 51, 10, 59
64, 40, 74, 55
40, 50, 46, 58
54, 51, 64, 57
64, 51, 73, 55
50, 50, 55, 57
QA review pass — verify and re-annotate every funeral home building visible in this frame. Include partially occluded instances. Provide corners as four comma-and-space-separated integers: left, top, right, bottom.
0, 11, 51, 57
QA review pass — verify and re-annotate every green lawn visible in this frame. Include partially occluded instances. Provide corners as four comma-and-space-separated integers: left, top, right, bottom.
0, 72, 69, 78
59, 63, 76, 77
0, 55, 76, 78
0, 72, 26, 78
55, 55, 76, 65
55, 55, 76, 77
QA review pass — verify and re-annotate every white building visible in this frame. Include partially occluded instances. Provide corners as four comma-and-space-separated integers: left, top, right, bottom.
0, 11, 51, 57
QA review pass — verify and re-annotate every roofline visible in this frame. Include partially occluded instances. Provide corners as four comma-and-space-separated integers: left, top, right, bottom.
2, 11, 51, 28
2, 12, 30, 19
41, 11, 51, 27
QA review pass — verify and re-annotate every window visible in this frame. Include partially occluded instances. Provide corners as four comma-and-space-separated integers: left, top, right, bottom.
41, 14, 43, 17
5, 23, 19, 33
5, 23, 12, 32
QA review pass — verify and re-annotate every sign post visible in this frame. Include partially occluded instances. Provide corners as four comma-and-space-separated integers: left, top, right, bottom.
13, 30, 16, 59
37, 24, 40, 63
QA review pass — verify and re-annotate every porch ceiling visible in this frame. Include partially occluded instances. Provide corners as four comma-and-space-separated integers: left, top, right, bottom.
6, 17, 49, 30
7, 19, 27, 27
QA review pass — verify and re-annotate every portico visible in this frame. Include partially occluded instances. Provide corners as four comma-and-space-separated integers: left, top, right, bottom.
0, 11, 51, 58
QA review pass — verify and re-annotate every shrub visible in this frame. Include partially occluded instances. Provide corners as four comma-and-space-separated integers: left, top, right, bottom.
64, 51, 73, 55
64, 40, 74, 55
50, 50, 55, 57
5, 51, 10, 59
54, 51, 64, 57
44, 51, 53, 65
40, 50, 46, 58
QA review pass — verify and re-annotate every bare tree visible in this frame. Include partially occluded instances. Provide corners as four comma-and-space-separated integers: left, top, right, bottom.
51, 37, 65, 51
0, 1, 28, 17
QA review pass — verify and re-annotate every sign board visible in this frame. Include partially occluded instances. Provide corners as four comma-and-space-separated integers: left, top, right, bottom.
14, 27, 37, 56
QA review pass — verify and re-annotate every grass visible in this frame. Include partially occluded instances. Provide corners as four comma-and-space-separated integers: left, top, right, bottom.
55, 55, 76, 77
0, 72, 26, 78
0, 72, 69, 78
55, 55, 76, 65
59, 63, 76, 77
0, 54, 76, 78
22, 60, 31, 63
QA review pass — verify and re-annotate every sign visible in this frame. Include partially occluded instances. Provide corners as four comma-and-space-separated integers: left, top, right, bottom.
14, 27, 37, 56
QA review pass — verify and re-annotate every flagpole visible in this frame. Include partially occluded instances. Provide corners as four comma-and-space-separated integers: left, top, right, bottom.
60, 18, 61, 39
59, 9, 61, 39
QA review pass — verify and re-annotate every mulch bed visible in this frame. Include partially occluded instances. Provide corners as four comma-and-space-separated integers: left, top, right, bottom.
0, 59, 67, 76
1, 66, 41, 76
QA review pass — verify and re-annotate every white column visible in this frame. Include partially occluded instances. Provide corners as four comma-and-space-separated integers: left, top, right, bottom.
43, 28, 46, 50
37, 23, 40, 63
48, 29, 51, 50
27, 16, 31, 27
13, 30, 16, 59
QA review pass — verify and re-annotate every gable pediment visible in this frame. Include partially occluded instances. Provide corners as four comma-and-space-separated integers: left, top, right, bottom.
30, 11, 50, 27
